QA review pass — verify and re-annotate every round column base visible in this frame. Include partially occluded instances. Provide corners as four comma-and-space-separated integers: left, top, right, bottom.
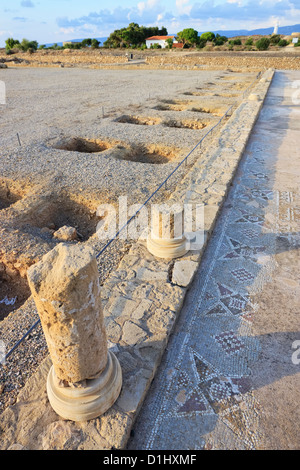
47, 351, 122, 422
147, 235, 189, 259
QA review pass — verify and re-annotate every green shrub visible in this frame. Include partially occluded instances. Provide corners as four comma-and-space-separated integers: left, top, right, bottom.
196, 39, 207, 49
245, 37, 253, 46
212, 34, 227, 46
294, 41, 300, 47
229, 38, 242, 46
214, 38, 224, 46
255, 38, 270, 50
270, 34, 281, 44
20, 38, 38, 52
5, 37, 20, 51
278, 39, 288, 47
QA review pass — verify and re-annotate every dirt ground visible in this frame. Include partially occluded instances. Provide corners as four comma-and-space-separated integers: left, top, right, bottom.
0, 47, 300, 71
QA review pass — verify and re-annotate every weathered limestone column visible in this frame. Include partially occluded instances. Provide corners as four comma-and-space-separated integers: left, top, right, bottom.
147, 203, 189, 259
27, 243, 122, 422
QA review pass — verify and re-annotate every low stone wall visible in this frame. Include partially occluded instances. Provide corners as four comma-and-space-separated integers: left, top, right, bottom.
0, 50, 129, 67
1, 49, 299, 70
0, 70, 274, 450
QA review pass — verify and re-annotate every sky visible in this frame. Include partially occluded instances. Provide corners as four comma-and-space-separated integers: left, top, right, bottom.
1, 0, 300, 47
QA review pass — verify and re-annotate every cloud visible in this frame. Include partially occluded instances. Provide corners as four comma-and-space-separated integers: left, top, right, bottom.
57, 1, 170, 33
176, 0, 193, 15
189, 0, 299, 22
13, 16, 28, 22
21, 0, 35, 7
57, 9, 132, 29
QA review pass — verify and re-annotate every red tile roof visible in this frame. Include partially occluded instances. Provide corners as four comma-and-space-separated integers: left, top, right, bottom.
146, 36, 175, 40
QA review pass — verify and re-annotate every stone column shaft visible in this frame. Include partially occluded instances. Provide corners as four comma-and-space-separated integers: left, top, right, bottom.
27, 243, 107, 385
27, 243, 122, 421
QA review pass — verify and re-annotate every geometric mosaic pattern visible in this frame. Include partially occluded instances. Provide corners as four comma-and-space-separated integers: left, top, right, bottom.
214, 331, 245, 356
231, 268, 255, 283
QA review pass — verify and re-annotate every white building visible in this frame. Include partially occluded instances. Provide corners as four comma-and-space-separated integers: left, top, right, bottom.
145, 36, 176, 49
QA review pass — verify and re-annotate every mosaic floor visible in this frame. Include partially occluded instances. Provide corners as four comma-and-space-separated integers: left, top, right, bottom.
128, 71, 300, 450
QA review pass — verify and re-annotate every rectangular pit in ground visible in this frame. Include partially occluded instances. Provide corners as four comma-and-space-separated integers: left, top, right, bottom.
114, 115, 161, 126
0, 179, 28, 211
50, 136, 119, 154
17, 192, 104, 242
153, 99, 192, 112
162, 118, 211, 130
112, 143, 184, 164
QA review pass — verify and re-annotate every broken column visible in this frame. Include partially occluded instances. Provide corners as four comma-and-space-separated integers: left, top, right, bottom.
27, 243, 122, 422
147, 203, 189, 259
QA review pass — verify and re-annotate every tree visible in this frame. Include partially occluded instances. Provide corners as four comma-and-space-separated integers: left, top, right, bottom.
177, 28, 199, 46
5, 37, 20, 50
81, 38, 92, 47
20, 38, 38, 52
165, 37, 174, 49
91, 39, 100, 48
104, 23, 168, 48
200, 32, 215, 42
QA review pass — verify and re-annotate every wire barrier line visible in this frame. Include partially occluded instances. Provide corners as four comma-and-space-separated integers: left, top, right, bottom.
2, 73, 262, 363
4, 319, 41, 361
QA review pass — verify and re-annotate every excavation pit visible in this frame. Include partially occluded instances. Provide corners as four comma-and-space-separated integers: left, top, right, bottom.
0, 180, 26, 211
190, 106, 225, 117
162, 119, 210, 130
0, 266, 31, 320
52, 137, 115, 154
115, 115, 161, 126
19, 194, 103, 242
113, 144, 181, 165
153, 100, 191, 112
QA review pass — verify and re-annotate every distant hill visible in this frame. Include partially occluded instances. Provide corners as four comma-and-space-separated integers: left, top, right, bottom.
201, 24, 300, 38
45, 24, 300, 48
44, 37, 108, 48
